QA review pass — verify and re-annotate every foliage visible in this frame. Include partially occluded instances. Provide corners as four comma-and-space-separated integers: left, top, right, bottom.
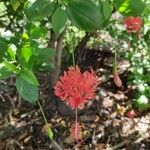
0, 0, 149, 144
0, 25, 55, 103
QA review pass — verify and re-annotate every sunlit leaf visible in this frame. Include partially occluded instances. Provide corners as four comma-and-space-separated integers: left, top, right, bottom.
10, 0, 20, 11
114, 0, 146, 16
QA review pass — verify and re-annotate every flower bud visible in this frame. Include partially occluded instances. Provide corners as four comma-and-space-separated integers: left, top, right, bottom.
114, 72, 122, 87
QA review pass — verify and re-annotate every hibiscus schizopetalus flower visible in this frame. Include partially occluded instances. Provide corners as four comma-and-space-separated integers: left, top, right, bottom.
124, 16, 143, 33
54, 66, 99, 109
70, 122, 82, 143
114, 72, 122, 87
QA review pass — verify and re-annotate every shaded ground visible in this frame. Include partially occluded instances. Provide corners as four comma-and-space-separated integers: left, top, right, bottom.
0, 49, 150, 150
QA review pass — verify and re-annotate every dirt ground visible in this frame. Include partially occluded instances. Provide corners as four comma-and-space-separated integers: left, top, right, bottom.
0, 50, 150, 150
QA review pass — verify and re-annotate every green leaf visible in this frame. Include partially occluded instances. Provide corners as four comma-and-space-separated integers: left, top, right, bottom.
0, 64, 13, 80
52, 8, 67, 36
7, 46, 16, 61
67, 0, 103, 31
30, 25, 47, 39
26, 0, 56, 21
114, 0, 145, 16
16, 75, 38, 103
21, 46, 33, 63
19, 68, 39, 86
34, 48, 55, 59
142, 74, 150, 82
10, 0, 21, 11
29, 48, 55, 72
102, 0, 112, 19
136, 95, 150, 110
22, 33, 29, 40
38, 2, 56, 20
3, 61, 17, 72
47, 128, 53, 139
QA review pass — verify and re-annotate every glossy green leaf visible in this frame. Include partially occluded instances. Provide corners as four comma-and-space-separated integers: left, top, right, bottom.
19, 68, 39, 86
16, 75, 38, 103
10, 0, 20, 11
52, 7, 67, 36
114, 0, 145, 16
67, 0, 103, 31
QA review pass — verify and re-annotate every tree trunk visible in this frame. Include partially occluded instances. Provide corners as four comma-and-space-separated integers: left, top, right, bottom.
49, 31, 65, 89
47, 30, 74, 116
75, 32, 95, 65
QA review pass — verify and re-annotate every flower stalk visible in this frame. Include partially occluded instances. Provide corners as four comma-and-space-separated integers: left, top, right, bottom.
37, 99, 53, 140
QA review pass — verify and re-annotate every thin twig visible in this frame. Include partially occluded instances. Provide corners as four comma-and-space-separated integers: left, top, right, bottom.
51, 139, 63, 150
112, 140, 130, 150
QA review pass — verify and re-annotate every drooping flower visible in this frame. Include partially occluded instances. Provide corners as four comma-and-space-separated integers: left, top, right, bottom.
54, 66, 99, 109
70, 122, 82, 143
124, 16, 143, 33
114, 72, 122, 87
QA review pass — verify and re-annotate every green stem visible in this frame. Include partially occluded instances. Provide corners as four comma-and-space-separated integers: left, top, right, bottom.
37, 99, 53, 139
70, 30, 75, 67
37, 99, 48, 124
75, 108, 78, 143
75, 108, 78, 123
72, 49, 75, 67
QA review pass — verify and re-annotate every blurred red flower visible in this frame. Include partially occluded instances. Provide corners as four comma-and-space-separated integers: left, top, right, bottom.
124, 16, 143, 33
114, 72, 122, 87
126, 110, 137, 118
54, 66, 99, 109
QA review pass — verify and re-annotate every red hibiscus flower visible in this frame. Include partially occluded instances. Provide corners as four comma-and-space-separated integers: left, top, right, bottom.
114, 72, 122, 87
124, 16, 143, 33
54, 66, 99, 109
